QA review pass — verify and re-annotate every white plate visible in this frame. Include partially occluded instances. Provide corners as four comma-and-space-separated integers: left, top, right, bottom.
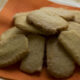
49, 0, 80, 8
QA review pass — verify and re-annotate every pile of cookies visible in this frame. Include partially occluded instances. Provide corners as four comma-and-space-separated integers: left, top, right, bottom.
0, 7, 80, 79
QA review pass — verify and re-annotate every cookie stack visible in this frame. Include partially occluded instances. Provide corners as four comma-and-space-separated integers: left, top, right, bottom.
0, 7, 80, 79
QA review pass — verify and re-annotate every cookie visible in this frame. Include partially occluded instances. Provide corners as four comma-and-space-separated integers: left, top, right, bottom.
0, 34, 28, 67
68, 22, 80, 33
14, 14, 43, 34
74, 13, 80, 23
1, 26, 25, 40
59, 31, 80, 66
27, 10, 68, 35
47, 37, 75, 78
20, 34, 45, 73
40, 7, 74, 20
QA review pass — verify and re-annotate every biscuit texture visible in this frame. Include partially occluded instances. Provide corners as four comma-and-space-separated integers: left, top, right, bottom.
1, 27, 24, 40
14, 14, 42, 34
27, 10, 68, 35
68, 22, 80, 33
40, 7, 74, 20
59, 31, 80, 66
47, 37, 75, 78
20, 34, 45, 73
0, 34, 28, 67
74, 13, 80, 23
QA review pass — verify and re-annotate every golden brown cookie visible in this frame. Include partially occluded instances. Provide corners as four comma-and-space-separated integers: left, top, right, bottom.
27, 10, 68, 35
68, 22, 80, 33
14, 13, 43, 34
47, 37, 75, 78
1, 26, 25, 40
59, 31, 80, 66
20, 34, 45, 73
0, 34, 28, 68
74, 13, 80, 23
40, 7, 74, 20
